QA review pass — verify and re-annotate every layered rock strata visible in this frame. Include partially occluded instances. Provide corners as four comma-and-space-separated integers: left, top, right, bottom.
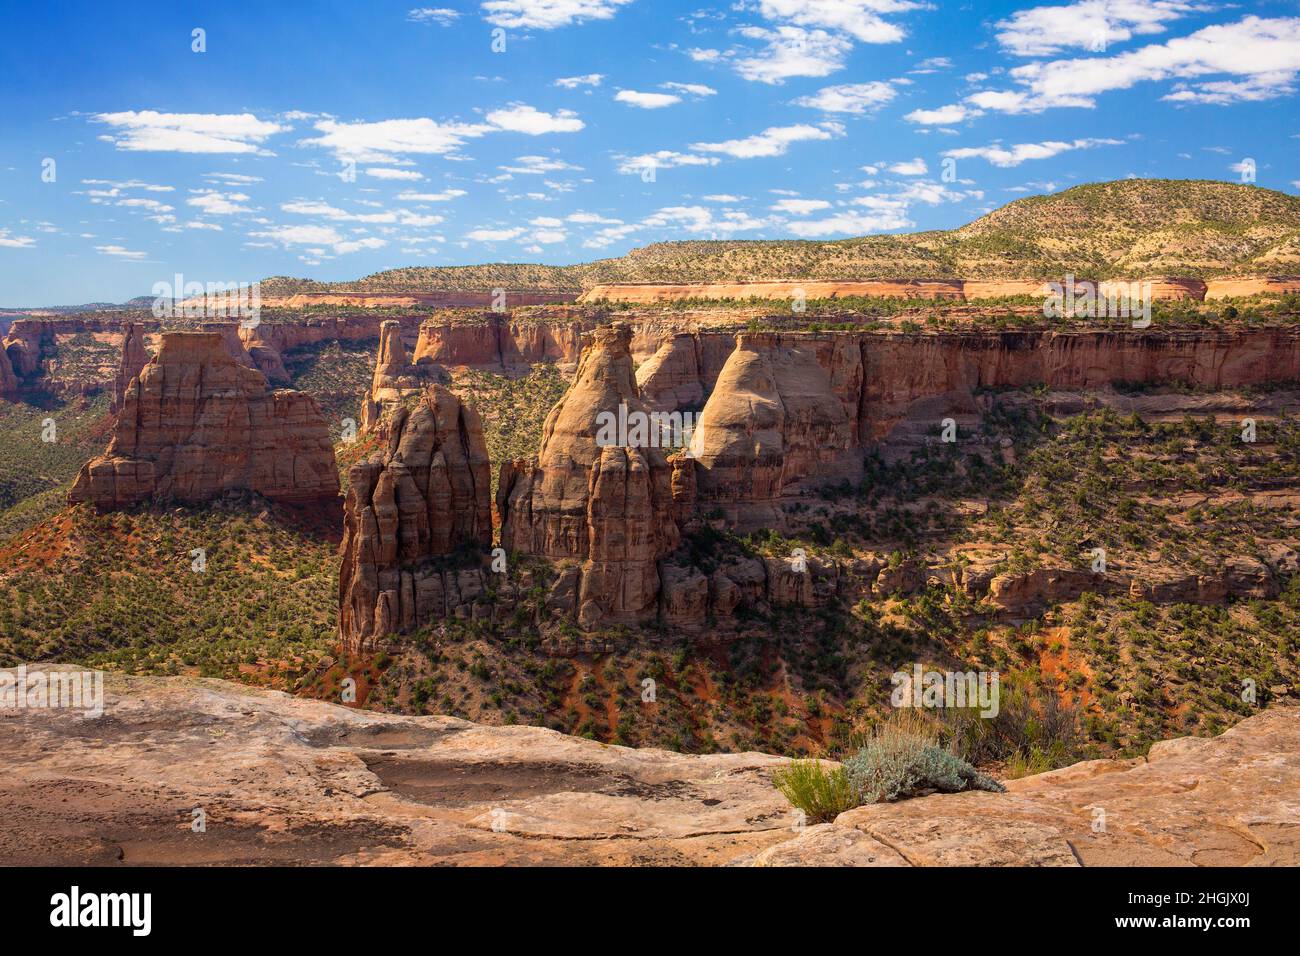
339, 384, 493, 651
360, 320, 445, 431
580, 275, 1300, 305
111, 322, 150, 412
690, 332, 864, 529
68, 332, 339, 508
497, 324, 687, 627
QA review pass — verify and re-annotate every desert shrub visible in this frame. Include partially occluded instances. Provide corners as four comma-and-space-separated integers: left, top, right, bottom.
770, 759, 858, 823
842, 713, 1005, 804
939, 675, 1082, 773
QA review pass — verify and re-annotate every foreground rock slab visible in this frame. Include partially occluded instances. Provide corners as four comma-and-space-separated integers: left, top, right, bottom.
0, 671, 1294, 866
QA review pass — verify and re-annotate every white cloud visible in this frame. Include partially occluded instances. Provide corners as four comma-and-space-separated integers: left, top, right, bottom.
887, 157, 928, 175
732, 27, 853, 83
905, 103, 982, 124
305, 117, 493, 162
793, 80, 897, 113
662, 81, 717, 97
910, 56, 953, 73
366, 167, 425, 180
93, 111, 285, 153
973, 15, 1300, 114
555, 73, 604, 88
397, 188, 468, 201
465, 225, 526, 241
500, 155, 582, 174
943, 137, 1123, 167
786, 208, 910, 236
481, 0, 634, 30
995, 0, 1196, 57
204, 172, 263, 184
772, 198, 832, 214
95, 244, 147, 258
615, 90, 683, 109
408, 7, 460, 24
185, 221, 223, 231
616, 150, 720, 174
756, 0, 921, 44
691, 123, 840, 158
187, 190, 253, 215
567, 211, 623, 223
250, 223, 387, 255
486, 104, 585, 133
0, 229, 36, 248
702, 194, 746, 202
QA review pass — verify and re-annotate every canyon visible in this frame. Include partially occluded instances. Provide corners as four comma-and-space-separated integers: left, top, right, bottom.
337, 315, 1299, 646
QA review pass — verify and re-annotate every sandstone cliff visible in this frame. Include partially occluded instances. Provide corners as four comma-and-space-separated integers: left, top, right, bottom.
497, 324, 685, 626
0, 345, 16, 395
412, 313, 594, 371
339, 383, 493, 652
68, 332, 339, 508
578, 275, 1294, 305
111, 322, 150, 412
691, 332, 864, 529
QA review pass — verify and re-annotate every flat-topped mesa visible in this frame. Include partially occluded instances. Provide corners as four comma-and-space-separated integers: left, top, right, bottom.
339, 384, 492, 652
360, 319, 444, 431
68, 331, 339, 509
689, 331, 863, 530
578, 275, 1300, 305
497, 323, 688, 626
111, 322, 150, 412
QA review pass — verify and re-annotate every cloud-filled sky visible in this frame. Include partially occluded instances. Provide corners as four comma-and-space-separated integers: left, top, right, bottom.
0, 0, 1296, 302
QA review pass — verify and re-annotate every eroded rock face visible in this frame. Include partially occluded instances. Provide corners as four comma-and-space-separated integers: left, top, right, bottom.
860, 329, 1300, 440
111, 322, 150, 412
360, 320, 440, 431
340, 384, 492, 652
0, 346, 16, 396
68, 331, 339, 508
691, 332, 863, 530
2, 318, 49, 377
497, 324, 686, 625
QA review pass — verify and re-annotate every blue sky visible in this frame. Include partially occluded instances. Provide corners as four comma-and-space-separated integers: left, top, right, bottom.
1, 0, 1297, 303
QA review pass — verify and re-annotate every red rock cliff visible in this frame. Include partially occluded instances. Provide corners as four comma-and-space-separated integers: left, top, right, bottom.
339, 384, 492, 651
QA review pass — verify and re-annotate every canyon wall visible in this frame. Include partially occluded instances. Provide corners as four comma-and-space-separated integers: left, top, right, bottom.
343, 322, 1299, 639
69, 332, 339, 508
252, 290, 578, 310
581, 275, 1299, 305
412, 313, 596, 370
0, 346, 16, 396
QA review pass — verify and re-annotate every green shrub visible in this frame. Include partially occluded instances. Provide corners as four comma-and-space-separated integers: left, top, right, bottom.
770, 759, 858, 823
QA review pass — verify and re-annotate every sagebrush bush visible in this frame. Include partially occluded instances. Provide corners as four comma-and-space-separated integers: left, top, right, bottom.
842, 720, 1005, 804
